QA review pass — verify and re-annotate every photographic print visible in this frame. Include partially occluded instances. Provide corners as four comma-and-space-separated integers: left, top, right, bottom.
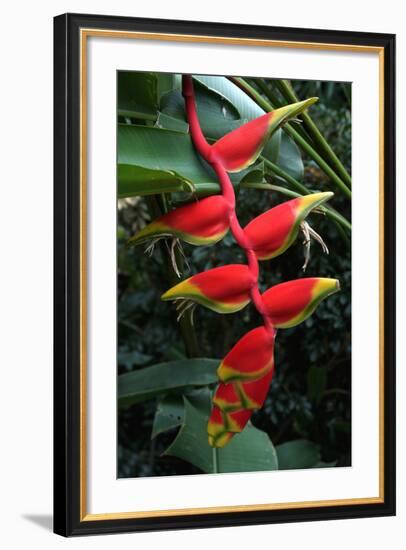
117, 72, 352, 478
54, 14, 395, 535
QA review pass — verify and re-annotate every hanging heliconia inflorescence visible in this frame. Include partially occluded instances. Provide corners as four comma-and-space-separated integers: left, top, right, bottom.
128, 74, 340, 448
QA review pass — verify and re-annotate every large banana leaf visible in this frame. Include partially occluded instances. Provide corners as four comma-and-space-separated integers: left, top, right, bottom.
194, 75, 264, 120
164, 399, 278, 473
118, 124, 219, 198
118, 358, 219, 409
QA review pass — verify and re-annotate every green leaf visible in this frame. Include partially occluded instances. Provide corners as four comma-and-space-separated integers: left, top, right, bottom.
195, 77, 304, 178
277, 131, 304, 180
160, 78, 241, 141
118, 164, 195, 198
117, 124, 254, 198
276, 439, 321, 470
151, 387, 212, 439
157, 73, 181, 100
117, 75, 302, 199
161, 77, 282, 157
155, 111, 189, 133
118, 349, 153, 369
151, 395, 185, 438
194, 75, 264, 121
118, 124, 220, 198
118, 124, 213, 183
263, 129, 282, 164
118, 358, 219, 409
239, 160, 265, 185
307, 366, 328, 404
164, 399, 278, 473
118, 72, 158, 120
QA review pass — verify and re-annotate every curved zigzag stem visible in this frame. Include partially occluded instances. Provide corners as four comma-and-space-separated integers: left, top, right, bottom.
182, 75, 274, 337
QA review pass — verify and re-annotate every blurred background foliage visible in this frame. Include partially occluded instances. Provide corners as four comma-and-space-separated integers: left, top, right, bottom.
117, 74, 351, 478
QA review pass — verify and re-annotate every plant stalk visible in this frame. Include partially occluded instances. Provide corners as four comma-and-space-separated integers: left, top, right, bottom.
272, 79, 352, 187
212, 446, 218, 474
259, 157, 351, 232
246, 78, 313, 144
183, 74, 274, 334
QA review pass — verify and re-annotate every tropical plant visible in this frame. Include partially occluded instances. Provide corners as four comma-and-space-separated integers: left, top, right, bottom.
117, 72, 351, 476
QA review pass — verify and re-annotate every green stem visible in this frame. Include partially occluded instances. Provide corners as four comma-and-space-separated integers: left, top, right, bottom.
261, 156, 310, 195
145, 196, 200, 358
260, 157, 351, 231
241, 181, 352, 233
231, 77, 352, 199
261, 157, 351, 232
273, 79, 352, 188
211, 388, 219, 473
212, 443, 218, 473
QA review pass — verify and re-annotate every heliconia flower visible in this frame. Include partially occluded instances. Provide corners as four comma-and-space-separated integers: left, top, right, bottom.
211, 98, 318, 172
217, 326, 275, 382
207, 406, 235, 448
244, 192, 333, 260
208, 328, 275, 447
263, 277, 340, 328
161, 264, 254, 314
127, 195, 230, 247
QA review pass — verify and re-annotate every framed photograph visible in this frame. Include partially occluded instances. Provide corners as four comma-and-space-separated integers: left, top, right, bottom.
53, 13, 396, 536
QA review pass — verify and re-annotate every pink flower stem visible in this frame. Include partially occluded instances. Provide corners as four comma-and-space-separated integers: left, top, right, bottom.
182, 75, 274, 336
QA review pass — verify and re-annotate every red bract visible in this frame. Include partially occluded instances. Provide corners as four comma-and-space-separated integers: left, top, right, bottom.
207, 407, 235, 448
161, 264, 254, 314
211, 98, 318, 173
263, 277, 340, 328
244, 192, 333, 260
208, 327, 275, 447
217, 326, 275, 381
127, 195, 230, 247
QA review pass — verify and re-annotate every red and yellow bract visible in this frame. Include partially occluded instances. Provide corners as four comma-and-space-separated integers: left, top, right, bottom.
263, 277, 340, 328
208, 327, 275, 447
161, 264, 254, 314
127, 195, 230, 247
211, 98, 318, 173
217, 326, 275, 381
244, 192, 333, 260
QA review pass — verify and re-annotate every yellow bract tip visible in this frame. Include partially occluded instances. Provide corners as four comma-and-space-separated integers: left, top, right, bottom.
313, 278, 340, 297
298, 191, 334, 213
270, 97, 319, 128
161, 280, 195, 301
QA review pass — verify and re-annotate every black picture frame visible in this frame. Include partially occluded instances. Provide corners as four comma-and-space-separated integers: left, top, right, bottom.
54, 12, 396, 536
